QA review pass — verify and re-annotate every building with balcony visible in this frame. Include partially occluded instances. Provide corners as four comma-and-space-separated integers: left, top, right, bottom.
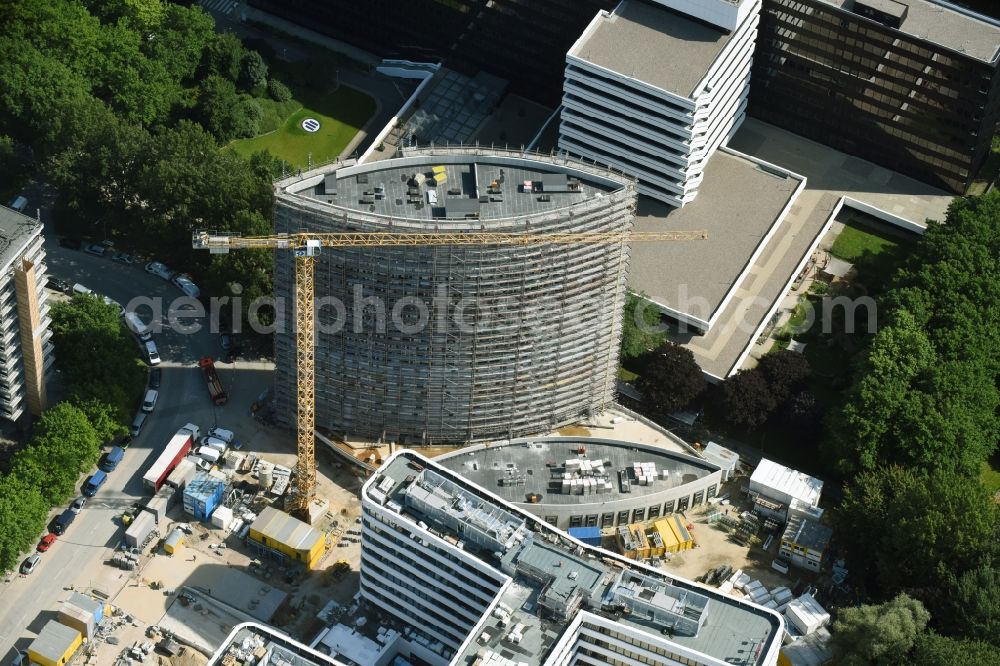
751, 0, 1000, 193
0, 205, 52, 423
559, 0, 761, 206
272, 148, 636, 445
357, 450, 784, 666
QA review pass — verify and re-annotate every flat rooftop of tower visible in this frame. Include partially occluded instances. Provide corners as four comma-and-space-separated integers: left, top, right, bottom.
0, 205, 42, 270
629, 149, 803, 331
569, 0, 736, 98
822, 0, 1000, 63
280, 148, 631, 228
436, 437, 717, 506
368, 452, 783, 666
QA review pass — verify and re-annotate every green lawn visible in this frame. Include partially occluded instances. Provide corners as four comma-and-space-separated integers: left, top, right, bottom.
981, 454, 1000, 495
830, 223, 901, 263
228, 85, 375, 168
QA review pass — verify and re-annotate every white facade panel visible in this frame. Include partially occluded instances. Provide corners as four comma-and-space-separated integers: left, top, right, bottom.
559, 0, 760, 207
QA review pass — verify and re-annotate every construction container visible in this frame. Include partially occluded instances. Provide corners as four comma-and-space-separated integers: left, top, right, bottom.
57, 592, 104, 640
248, 506, 324, 570
165, 458, 197, 491
568, 526, 602, 548
57, 604, 94, 641
212, 505, 234, 530
28, 620, 81, 666
183, 471, 224, 521
124, 510, 156, 549
143, 487, 172, 525
164, 528, 185, 554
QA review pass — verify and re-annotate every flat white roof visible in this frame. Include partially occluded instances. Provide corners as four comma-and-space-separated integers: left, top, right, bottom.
750, 458, 823, 508
569, 0, 736, 98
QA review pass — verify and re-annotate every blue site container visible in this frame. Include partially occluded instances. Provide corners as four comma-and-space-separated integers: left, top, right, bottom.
568, 526, 602, 547
182, 471, 224, 521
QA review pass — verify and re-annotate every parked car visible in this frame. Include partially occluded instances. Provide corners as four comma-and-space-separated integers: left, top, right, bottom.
70, 496, 87, 514
51, 509, 75, 535
141, 389, 158, 412
20, 554, 41, 575
58, 237, 82, 250
148, 368, 162, 389
207, 427, 235, 444
37, 533, 57, 552
144, 340, 161, 365
144, 261, 173, 280
84, 243, 107, 257
100, 446, 125, 472
46, 276, 71, 293
171, 275, 200, 298
72, 283, 93, 296
111, 252, 135, 265
9, 195, 28, 213
130, 411, 147, 438
82, 470, 107, 497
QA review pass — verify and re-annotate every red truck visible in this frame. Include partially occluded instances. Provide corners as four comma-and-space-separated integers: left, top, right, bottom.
199, 356, 228, 405
142, 423, 200, 492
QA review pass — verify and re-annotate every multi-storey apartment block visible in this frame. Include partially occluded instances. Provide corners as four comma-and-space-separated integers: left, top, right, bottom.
559, 0, 761, 206
0, 205, 52, 423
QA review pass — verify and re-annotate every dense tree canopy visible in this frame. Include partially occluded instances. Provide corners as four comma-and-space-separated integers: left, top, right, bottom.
50, 295, 146, 427
836, 466, 999, 599
829, 594, 930, 666
0, 0, 280, 320
637, 342, 706, 416
827, 193, 1000, 477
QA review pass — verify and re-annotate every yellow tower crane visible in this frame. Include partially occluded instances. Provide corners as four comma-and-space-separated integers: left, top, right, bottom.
192, 229, 707, 518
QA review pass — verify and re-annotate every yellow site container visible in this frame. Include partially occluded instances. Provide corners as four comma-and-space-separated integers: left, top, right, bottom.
248, 506, 325, 570
29, 620, 81, 666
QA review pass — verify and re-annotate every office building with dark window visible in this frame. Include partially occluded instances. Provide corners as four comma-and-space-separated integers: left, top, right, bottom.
751, 0, 1000, 193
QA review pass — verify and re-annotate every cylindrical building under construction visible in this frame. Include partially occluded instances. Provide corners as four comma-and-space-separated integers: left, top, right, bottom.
272, 147, 637, 444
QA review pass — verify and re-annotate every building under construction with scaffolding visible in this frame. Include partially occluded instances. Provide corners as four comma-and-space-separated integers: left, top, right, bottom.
272, 147, 636, 444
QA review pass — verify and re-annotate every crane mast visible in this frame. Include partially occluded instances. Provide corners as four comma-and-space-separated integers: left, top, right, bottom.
193, 229, 707, 519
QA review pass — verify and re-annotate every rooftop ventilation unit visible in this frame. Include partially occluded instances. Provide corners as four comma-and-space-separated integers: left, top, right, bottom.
851, 0, 908, 29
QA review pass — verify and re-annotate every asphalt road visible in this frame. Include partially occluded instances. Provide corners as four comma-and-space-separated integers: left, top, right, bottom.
0, 234, 233, 660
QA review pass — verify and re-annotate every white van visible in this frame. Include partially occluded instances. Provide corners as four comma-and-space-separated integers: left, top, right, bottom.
206, 427, 235, 444
124, 312, 152, 341
72, 283, 93, 296
144, 340, 161, 365
196, 447, 221, 464
9, 195, 27, 213
141, 389, 158, 412
201, 436, 227, 453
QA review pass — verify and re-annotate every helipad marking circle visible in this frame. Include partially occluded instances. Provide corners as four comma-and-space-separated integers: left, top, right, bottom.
301, 118, 321, 133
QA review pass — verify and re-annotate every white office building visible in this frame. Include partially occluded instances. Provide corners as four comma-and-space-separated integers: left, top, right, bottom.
359, 451, 784, 666
559, 0, 760, 206
0, 205, 52, 422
